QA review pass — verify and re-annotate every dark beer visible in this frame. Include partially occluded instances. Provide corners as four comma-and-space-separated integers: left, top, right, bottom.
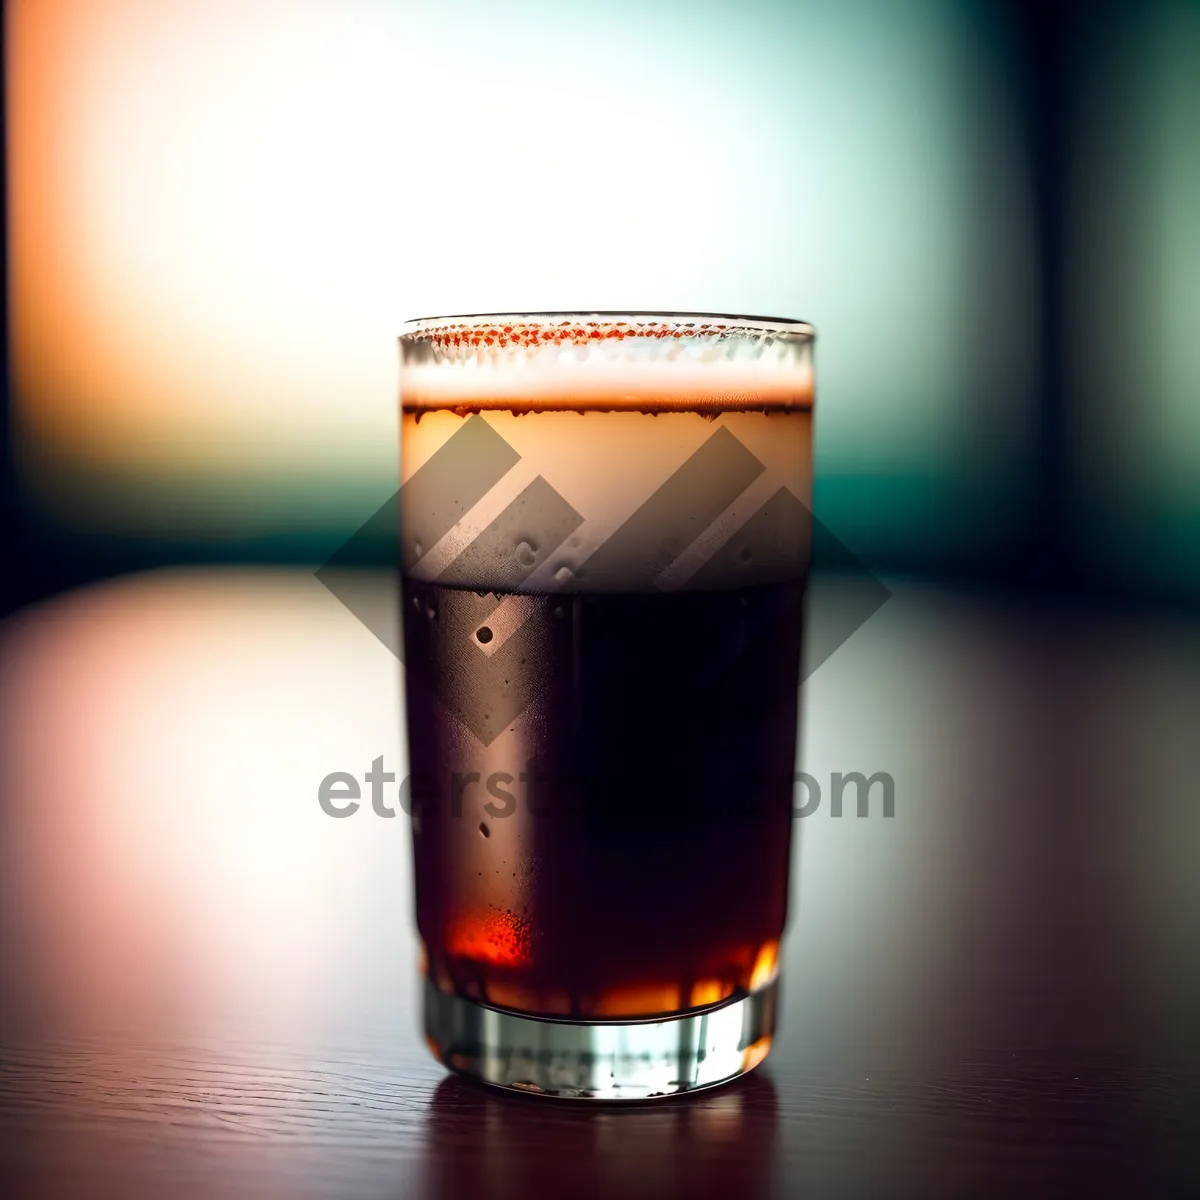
401, 371, 812, 1020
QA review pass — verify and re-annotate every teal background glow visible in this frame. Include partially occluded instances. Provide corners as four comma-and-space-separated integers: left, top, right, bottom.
1071, 0, 1200, 592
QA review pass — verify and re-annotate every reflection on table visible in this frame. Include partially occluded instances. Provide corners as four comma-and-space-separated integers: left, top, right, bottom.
1, 568, 1196, 1195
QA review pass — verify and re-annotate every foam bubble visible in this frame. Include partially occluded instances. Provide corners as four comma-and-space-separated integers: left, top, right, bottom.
400, 315, 814, 414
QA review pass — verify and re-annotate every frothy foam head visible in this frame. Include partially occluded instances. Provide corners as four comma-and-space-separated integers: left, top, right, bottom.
400, 408, 813, 594
399, 315, 814, 593
399, 313, 814, 414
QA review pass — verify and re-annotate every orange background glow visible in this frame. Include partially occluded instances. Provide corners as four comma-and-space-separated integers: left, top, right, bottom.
6, 0, 1038, 554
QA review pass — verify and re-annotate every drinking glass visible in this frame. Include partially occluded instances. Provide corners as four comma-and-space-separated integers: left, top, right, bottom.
399, 312, 814, 1099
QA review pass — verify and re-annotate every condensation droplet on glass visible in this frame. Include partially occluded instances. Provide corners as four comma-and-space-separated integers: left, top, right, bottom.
554, 565, 573, 583
515, 540, 537, 567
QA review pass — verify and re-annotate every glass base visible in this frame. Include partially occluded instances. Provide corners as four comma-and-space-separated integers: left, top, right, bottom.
422, 976, 779, 1101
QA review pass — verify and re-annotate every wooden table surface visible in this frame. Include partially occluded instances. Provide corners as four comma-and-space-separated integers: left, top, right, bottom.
1, 570, 1197, 1196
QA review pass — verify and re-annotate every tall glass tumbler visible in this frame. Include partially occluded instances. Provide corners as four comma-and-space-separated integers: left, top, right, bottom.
399, 313, 815, 1099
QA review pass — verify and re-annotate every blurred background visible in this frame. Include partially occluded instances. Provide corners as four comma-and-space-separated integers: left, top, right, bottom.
2, 2, 1199, 1194
5, 0, 1197, 604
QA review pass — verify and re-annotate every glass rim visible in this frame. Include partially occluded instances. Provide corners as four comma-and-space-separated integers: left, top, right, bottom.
400, 311, 815, 340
